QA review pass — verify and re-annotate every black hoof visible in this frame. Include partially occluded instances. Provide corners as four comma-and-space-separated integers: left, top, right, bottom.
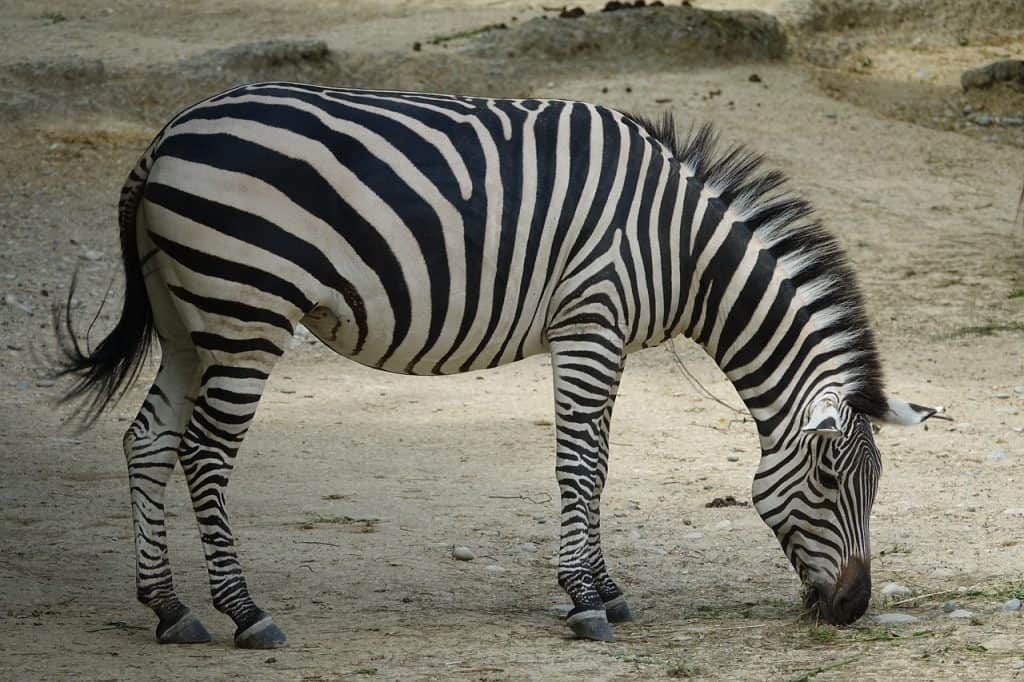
234, 615, 287, 649
566, 609, 614, 642
604, 595, 635, 624
156, 610, 212, 644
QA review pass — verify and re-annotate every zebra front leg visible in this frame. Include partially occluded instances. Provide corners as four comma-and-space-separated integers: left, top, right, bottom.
125, 344, 211, 643
550, 333, 625, 642
586, 358, 634, 624
178, 360, 286, 649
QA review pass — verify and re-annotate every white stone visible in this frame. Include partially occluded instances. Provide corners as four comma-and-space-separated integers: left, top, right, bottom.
1014, 385, 1024, 395
1003, 598, 1022, 612
993, 392, 1011, 399
517, 542, 538, 553
990, 449, 1009, 460
485, 564, 505, 573
712, 520, 732, 532
874, 613, 918, 625
685, 532, 704, 541
452, 546, 475, 561
948, 609, 974, 618
726, 454, 740, 462
881, 583, 912, 598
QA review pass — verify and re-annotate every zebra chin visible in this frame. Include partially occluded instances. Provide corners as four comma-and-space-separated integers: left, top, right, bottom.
803, 556, 871, 625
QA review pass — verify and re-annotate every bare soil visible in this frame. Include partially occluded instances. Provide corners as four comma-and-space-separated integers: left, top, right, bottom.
1, 1, 1022, 680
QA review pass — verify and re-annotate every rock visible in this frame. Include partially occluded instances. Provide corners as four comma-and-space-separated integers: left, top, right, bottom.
35, 379, 56, 388
881, 583, 912, 599
1003, 598, 1022, 612
748, 73, 762, 83
875, 613, 918, 625
1014, 385, 1024, 395
1012, 659, 1024, 670
961, 59, 1024, 91
452, 546, 475, 561
485, 564, 506, 572
3, 294, 33, 313
974, 113, 993, 126
517, 542, 538, 553
989, 449, 1008, 460
712, 520, 732, 532
628, 529, 642, 540
684, 531, 704, 540
948, 609, 974, 618
726, 454, 740, 462
81, 249, 103, 261
942, 601, 957, 613
993, 392, 1011, 399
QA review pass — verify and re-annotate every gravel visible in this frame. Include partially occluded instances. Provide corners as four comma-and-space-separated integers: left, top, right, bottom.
874, 613, 919, 625
452, 546, 475, 561
880, 583, 912, 598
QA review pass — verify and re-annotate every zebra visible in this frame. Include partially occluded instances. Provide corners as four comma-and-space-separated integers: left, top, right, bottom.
56, 82, 940, 647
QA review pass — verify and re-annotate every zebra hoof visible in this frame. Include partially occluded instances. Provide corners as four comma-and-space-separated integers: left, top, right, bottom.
604, 595, 635, 624
156, 610, 212, 644
566, 609, 614, 642
234, 615, 287, 649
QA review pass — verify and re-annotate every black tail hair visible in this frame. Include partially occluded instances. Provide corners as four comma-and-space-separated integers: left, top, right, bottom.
54, 163, 155, 426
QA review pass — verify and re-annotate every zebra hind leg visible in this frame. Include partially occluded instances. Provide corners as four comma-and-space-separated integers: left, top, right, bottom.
550, 334, 626, 642
124, 336, 210, 642
179, 345, 290, 649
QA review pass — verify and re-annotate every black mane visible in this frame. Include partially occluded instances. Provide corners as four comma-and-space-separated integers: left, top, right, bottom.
629, 112, 888, 418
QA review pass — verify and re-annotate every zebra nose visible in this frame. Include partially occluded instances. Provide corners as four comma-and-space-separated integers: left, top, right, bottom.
828, 556, 871, 625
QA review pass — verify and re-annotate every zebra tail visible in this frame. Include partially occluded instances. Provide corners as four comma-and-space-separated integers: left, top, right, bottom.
53, 140, 161, 426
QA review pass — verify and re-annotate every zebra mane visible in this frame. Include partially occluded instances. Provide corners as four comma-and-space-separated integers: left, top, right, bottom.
630, 112, 888, 419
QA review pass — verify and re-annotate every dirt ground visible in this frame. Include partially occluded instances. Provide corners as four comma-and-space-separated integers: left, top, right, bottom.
1, 1, 1023, 680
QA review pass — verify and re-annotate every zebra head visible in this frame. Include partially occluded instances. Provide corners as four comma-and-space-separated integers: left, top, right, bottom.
752, 390, 938, 625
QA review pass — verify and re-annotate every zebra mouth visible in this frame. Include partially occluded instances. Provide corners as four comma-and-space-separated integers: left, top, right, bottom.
801, 583, 824, 620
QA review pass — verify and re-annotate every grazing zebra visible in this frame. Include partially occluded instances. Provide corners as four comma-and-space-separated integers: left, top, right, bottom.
57, 82, 939, 647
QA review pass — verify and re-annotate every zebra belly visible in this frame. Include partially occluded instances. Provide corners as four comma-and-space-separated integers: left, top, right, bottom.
300, 297, 551, 376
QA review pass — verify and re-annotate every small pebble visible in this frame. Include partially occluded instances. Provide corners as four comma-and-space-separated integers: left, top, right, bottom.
35, 379, 56, 388
1012, 659, 1024, 670
517, 542, 538, 553
875, 613, 918, 625
726, 454, 740, 462
684, 531, 704, 540
1003, 598, 1022, 612
712, 520, 731, 532
989, 449, 1008, 460
81, 249, 104, 261
1014, 385, 1024, 395
485, 564, 505, 573
948, 609, 974, 618
881, 583, 912, 598
452, 546, 475, 561
993, 392, 1011, 399
942, 600, 957, 613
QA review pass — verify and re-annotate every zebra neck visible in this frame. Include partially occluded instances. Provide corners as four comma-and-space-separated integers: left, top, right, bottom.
661, 182, 867, 451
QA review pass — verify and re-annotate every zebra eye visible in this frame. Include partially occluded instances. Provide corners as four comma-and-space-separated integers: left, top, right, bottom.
818, 471, 838, 489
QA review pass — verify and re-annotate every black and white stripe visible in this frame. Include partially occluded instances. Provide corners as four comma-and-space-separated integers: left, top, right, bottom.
57, 82, 938, 645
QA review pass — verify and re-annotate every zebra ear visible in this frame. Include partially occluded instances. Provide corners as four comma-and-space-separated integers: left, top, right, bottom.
802, 395, 843, 439
878, 398, 946, 426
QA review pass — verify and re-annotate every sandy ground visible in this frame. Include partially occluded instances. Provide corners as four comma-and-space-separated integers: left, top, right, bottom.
1, 1, 1023, 680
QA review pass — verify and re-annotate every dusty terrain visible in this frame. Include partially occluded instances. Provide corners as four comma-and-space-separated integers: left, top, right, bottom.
1, 1, 1022, 680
